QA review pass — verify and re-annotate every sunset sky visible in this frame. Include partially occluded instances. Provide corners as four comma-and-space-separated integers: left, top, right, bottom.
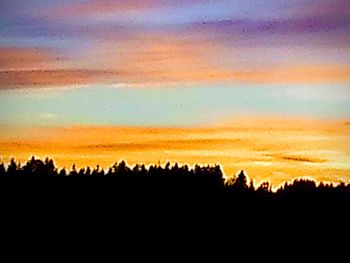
0, 0, 350, 184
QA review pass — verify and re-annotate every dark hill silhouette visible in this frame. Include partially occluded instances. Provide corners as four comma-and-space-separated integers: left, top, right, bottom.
1, 156, 349, 198
1, 157, 350, 238
1, 157, 347, 255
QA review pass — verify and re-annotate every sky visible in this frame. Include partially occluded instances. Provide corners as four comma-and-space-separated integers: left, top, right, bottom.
0, 0, 350, 125
0, 1, 350, 182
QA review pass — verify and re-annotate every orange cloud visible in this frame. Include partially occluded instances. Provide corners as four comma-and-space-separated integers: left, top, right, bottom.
0, 47, 62, 71
46, 0, 205, 17
246, 65, 350, 84
112, 65, 350, 86
46, 0, 160, 17
82, 35, 350, 86
0, 69, 119, 88
113, 37, 218, 82
1, 40, 349, 88
0, 47, 118, 88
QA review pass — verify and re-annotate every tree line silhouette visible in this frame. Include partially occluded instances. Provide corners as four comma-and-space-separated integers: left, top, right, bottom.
1, 156, 350, 204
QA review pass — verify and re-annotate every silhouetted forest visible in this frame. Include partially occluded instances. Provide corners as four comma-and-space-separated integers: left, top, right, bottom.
1, 157, 350, 209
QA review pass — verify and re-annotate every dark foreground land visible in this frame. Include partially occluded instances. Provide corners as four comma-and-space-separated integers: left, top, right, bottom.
1, 157, 350, 211
1, 157, 348, 260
